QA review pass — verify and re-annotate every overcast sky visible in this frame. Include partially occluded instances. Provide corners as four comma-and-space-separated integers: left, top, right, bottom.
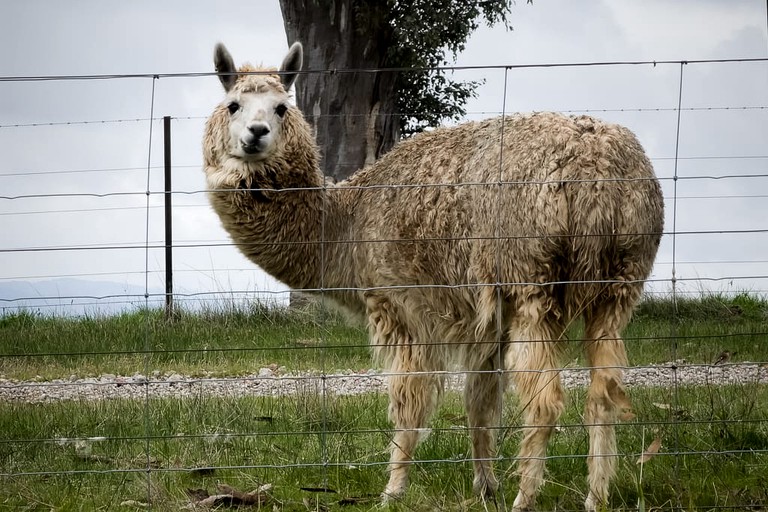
0, 1, 766, 314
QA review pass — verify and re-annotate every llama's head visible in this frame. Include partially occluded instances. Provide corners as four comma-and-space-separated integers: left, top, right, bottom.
210, 42, 303, 163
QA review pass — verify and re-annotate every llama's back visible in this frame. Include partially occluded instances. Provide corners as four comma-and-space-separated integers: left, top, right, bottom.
346, 112, 663, 343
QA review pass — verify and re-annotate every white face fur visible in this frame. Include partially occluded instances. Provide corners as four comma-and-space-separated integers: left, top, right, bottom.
223, 88, 290, 161
213, 42, 303, 163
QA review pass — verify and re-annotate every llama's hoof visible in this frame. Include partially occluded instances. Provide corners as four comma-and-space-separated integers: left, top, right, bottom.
380, 487, 404, 506
584, 492, 604, 512
473, 475, 499, 498
511, 490, 534, 512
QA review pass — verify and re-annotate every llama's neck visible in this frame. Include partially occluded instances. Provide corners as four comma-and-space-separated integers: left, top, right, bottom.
206, 159, 356, 307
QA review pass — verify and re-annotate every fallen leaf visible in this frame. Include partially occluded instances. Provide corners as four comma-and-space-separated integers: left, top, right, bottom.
636, 436, 662, 464
119, 500, 149, 508
185, 483, 270, 508
216, 483, 269, 504
300, 486, 337, 493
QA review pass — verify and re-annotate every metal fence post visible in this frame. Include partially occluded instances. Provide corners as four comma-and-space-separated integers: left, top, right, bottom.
164, 116, 174, 318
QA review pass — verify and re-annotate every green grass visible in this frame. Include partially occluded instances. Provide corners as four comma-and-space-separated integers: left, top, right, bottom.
634, 293, 768, 323
2, 293, 766, 381
0, 302, 371, 381
1, 294, 767, 510
621, 292, 768, 368
2, 386, 767, 511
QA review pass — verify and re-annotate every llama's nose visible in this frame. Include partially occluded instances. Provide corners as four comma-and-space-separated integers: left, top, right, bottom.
248, 123, 270, 140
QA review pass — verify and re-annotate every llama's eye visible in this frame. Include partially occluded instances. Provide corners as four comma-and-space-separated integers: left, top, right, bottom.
275, 104, 288, 118
227, 102, 240, 114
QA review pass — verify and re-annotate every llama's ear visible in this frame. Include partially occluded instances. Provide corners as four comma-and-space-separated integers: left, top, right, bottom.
279, 42, 303, 91
214, 42, 237, 92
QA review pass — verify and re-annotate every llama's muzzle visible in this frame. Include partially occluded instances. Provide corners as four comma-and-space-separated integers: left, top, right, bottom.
241, 123, 271, 155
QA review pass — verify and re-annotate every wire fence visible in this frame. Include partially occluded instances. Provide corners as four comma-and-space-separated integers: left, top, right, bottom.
1, 57, 768, 510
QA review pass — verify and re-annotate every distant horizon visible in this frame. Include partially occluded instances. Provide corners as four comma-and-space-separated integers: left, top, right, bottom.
0, 276, 294, 316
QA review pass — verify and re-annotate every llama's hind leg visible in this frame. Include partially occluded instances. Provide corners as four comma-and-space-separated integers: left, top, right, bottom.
507, 323, 565, 511
464, 354, 506, 497
583, 299, 635, 512
382, 357, 441, 502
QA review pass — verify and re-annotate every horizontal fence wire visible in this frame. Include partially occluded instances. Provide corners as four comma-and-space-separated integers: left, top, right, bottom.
3, 363, 768, 386
1, 55, 766, 81
2, 104, 768, 129
2, 258, 768, 282
4, 172, 768, 198
1, 57, 768, 511
3, 333, 768, 358
6, 412, 768, 446
11, 443, 768, 479
3, 275, 768, 303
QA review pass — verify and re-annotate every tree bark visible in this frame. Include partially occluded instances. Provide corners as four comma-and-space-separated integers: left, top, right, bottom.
279, 0, 400, 181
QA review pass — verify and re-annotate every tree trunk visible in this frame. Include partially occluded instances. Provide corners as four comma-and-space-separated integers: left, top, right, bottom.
279, 0, 400, 181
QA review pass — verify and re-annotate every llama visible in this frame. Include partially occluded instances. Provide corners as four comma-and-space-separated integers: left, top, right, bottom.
203, 42, 664, 511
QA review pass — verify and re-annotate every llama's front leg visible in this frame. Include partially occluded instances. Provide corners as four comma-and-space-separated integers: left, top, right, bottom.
583, 327, 630, 512
382, 363, 441, 503
465, 357, 506, 497
507, 336, 565, 512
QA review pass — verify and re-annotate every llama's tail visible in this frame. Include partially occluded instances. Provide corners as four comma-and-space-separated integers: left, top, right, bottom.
562, 126, 664, 317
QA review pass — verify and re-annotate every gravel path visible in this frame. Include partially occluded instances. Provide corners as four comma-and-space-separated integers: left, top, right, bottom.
2, 362, 767, 404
